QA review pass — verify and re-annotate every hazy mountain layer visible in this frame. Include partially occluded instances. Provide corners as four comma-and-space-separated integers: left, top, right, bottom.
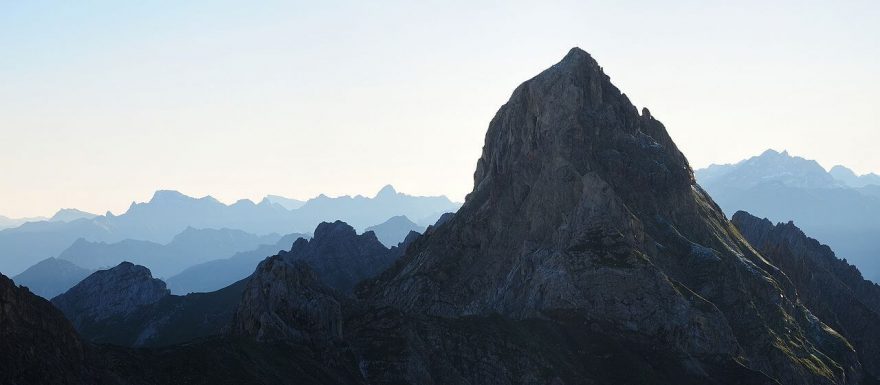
58, 227, 282, 278
165, 232, 306, 294
0, 185, 460, 276
12, 257, 93, 299
364, 215, 425, 247
696, 150, 880, 281
831, 165, 880, 188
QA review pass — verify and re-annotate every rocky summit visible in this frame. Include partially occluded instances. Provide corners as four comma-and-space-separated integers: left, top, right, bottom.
363, 48, 863, 384
230, 258, 343, 344
52, 262, 169, 331
277, 221, 401, 294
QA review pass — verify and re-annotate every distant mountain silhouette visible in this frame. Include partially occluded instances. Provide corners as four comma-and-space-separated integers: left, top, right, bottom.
830, 165, 880, 188
292, 185, 459, 230
49, 208, 98, 222
165, 232, 307, 294
262, 195, 306, 210
696, 149, 880, 280
0, 186, 460, 276
57, 228, 281, 278
11, 258, 93, 299
0, 214, 47, 230
364, 215, 424, 247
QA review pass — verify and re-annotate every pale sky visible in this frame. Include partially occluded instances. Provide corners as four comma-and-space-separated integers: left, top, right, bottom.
1, 0, 877, 218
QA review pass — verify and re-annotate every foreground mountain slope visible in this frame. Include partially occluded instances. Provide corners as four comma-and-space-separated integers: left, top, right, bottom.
364, 48, 860, 384
733, 211, 880, 382
0, 273, 104, 384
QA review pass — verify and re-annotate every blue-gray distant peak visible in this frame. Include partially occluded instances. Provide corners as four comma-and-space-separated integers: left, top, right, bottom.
830, 165, 880, 188
696, 148, 840, 190
50, 208, 97, 223
375, 184, 398, 198
262, 195, 306, 210
365, 215, 425, 247
149, 190, 190, 203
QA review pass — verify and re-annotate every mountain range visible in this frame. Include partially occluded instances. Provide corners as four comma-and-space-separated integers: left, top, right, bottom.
0, 186, 460, 276
695, 149, 880, 280
57, 227, 282, 278
0, 208, 96, 230
2, 48, 880, 384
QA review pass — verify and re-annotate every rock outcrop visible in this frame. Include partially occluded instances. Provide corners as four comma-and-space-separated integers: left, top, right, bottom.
230, 257, 343, 344
281, 221, 399, 294
52, 262, 169, 331
364, 48, 861, 384
733, 211, 880, 382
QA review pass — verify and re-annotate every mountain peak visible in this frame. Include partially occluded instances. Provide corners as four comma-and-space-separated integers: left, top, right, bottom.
51, 262, 168, 328
49, 208, 97, 223
375, 184, 398, 198
759, 149, 787, 158
368, 48, 855, 383
149, 190, 189, 203
559, 47, 597, 67
312, 220, 357, 240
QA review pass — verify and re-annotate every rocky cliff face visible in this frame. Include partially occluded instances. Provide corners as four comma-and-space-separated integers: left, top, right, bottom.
52, 261, 169, 331
364, 48, 861, 384
230, 257, 343, 344
733, 211, 880, 382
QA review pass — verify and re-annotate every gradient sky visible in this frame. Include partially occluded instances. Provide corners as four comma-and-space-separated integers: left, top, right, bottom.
1, 0, 877, 218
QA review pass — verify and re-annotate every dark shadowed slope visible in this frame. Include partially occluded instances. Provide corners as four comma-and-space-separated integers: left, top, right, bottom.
12, 257, 93, 299
51, 262, 246, 347
733, 211, 880, 382
0, 273, 103, 384
54, 221, 404, 348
